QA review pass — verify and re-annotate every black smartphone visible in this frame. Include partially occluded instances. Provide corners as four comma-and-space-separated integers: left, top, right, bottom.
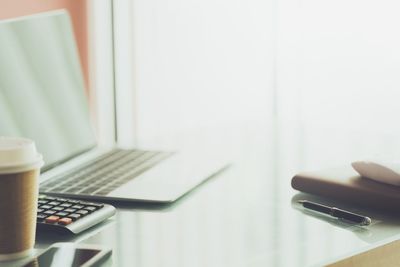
22, 243, 112, 267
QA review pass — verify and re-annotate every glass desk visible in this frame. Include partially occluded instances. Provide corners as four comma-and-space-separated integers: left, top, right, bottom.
20, 122, 400, 266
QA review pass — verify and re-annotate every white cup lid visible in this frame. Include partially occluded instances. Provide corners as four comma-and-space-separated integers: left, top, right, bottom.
0, 137, 44, 174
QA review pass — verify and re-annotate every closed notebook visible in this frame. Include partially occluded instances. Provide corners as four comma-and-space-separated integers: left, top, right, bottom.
291, 167, 400, 212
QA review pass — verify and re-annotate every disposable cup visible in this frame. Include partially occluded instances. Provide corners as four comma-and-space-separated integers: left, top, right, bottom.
0, 137, 43, 261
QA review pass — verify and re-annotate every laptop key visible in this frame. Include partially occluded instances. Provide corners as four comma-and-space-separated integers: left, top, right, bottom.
62, 186, 82, 194
94, 190, 110, 196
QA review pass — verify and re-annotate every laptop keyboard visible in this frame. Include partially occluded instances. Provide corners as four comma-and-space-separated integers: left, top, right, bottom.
40, 149, 171, 196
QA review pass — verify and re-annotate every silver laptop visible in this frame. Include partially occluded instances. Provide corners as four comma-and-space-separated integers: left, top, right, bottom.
0, 11, 225, 203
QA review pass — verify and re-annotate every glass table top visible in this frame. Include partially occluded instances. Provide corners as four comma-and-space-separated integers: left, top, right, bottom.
18, 121, 400, 266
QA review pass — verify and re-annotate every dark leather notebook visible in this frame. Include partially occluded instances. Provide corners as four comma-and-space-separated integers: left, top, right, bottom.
291, 167, 400, 212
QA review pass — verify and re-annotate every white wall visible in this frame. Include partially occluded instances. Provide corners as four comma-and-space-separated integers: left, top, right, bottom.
114, 0, 276, 148
276, 0, 400, 167
114, 0, 400, 161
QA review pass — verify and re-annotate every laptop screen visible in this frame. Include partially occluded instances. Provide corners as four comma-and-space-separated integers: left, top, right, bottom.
0, 11, 96, 171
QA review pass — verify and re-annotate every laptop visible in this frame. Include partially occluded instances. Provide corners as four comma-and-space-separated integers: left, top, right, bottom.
0, 11, 226, 203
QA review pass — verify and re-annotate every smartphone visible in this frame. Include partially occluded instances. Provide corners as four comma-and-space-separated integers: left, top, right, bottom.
22, 243, 112, 267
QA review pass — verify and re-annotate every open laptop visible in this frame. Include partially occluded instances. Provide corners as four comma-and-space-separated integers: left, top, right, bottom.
0, 11, 225, 203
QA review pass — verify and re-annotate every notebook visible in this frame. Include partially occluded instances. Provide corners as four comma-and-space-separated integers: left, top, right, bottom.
0, 10, 226, 204
292, 167, 400, 212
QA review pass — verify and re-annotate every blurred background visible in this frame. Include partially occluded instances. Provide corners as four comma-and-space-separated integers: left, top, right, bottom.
2, 0, 400, 170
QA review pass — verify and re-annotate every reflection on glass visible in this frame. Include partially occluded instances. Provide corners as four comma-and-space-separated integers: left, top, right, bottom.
22, 246, 100, 267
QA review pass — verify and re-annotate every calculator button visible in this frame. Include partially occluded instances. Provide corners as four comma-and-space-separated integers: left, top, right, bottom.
37, 214, 47, 221
48, 201, 61, 206
38, 200, 48, 205
40, 205, 53, 210
58, 218, 73, 225
84, 206, 97, 212
60, 203, 72, 208
72, 205, 84, 209
45, 216, 59, 223
64, 208, 77, 213
55, 212, 69, 217
37, 208, 44, 213
44, 210, 56, 215
68, 214, 81, 221
79, 201, 103, 208
52, 207, 64, 211
76, 210, 89, 216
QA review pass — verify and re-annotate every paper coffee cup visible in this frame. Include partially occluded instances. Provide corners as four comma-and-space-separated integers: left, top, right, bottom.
0, 137, 43, 261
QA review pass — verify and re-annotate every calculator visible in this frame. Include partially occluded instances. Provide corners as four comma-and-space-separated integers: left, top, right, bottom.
36, 195, 116, 234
